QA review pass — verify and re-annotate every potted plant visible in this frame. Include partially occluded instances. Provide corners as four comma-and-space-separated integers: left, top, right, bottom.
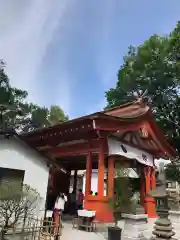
108, 165, 134, 240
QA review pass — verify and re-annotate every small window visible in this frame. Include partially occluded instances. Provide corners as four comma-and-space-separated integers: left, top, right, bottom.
0, 167, 24, 200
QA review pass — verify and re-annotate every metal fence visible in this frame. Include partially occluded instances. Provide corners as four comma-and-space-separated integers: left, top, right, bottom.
0, 217, 61, 240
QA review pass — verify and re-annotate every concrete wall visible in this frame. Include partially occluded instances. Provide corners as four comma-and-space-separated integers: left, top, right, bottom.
0, 137, 49, 217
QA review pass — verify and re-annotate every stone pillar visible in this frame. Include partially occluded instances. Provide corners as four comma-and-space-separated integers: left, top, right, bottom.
85, 151, 92, 197
98, 139, 105, 198
122, 213, 148, 240
108, 156, 115, 198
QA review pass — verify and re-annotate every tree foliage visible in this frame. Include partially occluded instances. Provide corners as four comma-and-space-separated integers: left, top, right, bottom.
105, 21, 180, 153
0, 60, 12, 105
0, 182, 41, 234
165, 162, 180, 183
109, 165, 135, 226
0, 61, 68, 133
48, 105, 69, 125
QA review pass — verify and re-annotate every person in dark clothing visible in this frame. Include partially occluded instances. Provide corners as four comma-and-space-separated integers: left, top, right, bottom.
70, 190, 77, 215
77, 189, 84, 210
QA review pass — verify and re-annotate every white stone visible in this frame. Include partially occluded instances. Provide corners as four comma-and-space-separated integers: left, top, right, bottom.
78, 210, 96, 217
122, 214, 148, 240
169, 210, 180, 239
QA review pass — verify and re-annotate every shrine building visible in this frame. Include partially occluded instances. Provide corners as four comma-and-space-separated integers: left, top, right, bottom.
21, 99, 176, 222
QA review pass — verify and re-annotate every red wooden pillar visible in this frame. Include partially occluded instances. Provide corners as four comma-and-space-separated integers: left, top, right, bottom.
108, 156, 115, 198
84, 139, 113, 222
144, 166, 157, 218
98, 139, 105, 198
151, 168, 156, 189
85, 151, 92, 198
145, 167, 151, 193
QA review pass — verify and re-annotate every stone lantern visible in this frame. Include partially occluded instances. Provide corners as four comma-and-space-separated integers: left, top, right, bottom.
150, 168, 176, 240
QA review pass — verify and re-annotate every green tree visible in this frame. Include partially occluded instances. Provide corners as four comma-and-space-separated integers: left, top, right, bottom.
48, 105, 68, 125
30, 104, 50, 128
165, 163, 180, 183
0, 61, 30, 131
0, 60, 68, 133
109, 165, 135, 227
0, 60, 12, 105
22, 104, 69, 131
105, 21, 180, 153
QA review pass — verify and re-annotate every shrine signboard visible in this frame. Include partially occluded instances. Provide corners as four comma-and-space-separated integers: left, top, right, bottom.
108, 138, 154, 167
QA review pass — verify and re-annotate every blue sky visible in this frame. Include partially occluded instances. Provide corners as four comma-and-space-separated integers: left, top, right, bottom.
0, 0, 180, 119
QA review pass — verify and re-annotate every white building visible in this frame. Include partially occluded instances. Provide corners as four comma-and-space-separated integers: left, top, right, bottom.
0, 135, 50, 218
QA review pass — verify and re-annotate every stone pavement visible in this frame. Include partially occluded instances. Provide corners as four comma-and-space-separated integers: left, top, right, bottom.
3, 219, 156, 240
61, 223, 105, 240
61, 218, 157, 240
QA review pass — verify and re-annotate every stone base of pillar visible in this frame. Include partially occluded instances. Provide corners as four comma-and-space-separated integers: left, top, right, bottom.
169, 210, 180, 239
122, 214, 148, 240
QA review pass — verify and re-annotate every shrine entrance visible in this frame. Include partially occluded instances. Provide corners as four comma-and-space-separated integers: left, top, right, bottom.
22, 99, 176, 222
46, 168, 71, 212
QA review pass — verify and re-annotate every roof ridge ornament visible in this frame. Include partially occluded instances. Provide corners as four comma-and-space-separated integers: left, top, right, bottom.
133, 89, 148, 106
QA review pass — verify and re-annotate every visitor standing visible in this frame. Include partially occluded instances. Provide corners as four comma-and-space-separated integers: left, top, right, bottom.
54, 193, 67, 229
70, 190, 77, 215
77, 189, 84, 210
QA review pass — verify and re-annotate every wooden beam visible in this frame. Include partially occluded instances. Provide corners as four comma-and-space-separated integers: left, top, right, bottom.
26, 130, 98, 148
60, 163, 97, 171
24, 119, 94, 143
94, 118, 146, 132
43, 139, 108, 157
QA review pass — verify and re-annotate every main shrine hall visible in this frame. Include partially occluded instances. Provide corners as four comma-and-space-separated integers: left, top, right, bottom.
21, 98, 176, 222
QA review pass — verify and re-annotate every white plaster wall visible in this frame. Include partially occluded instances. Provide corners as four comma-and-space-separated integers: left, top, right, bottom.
83, 170, 107, 195
90, 171, 99, 194
0, 137, 49, 217
83, 171, 98, 194
82, 168, 139, 196
82, 172, 86, 194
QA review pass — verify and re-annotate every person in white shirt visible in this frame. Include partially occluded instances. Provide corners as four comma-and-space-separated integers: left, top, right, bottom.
54, 193, 67, 228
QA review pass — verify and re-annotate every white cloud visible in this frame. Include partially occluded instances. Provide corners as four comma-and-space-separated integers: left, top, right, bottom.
0, 0, 72, 111
95, 0, 118, 89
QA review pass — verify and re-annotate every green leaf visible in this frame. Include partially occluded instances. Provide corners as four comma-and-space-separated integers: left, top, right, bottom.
105, 21, 180, 153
